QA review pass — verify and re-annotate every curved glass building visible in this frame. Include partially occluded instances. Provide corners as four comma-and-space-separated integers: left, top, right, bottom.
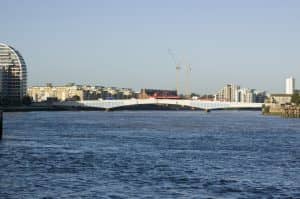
0, 43, 27, 103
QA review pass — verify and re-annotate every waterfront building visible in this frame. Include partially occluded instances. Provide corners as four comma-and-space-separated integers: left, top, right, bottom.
139, 89, 179, 99
0, 43, 27, 104
214, 84, 240, 102
28, 84, 88, 102
100, 87, 135, 99
255, 91, 268, 103
238, 88, 255, 103
214, 84, 265, 103
285, 77, 295, 94
268, 94, 292, 105
28, 84, 135, 102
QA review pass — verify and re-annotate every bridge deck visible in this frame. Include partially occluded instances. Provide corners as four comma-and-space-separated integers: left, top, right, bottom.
55, 99, 263, 110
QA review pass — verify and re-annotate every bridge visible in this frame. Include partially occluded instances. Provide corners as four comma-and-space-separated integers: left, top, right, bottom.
54, 99, 263, 111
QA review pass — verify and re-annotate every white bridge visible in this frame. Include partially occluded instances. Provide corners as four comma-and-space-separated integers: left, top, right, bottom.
55, 99, 263, 111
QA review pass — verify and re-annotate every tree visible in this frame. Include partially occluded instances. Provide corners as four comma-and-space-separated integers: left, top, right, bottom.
66, 95, 81, 101
72, 95, 81, 101
291, 93, 300, 105
22, 96, 33, 105
191, 93, 200, 97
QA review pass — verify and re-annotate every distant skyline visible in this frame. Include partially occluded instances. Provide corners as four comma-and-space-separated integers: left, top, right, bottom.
1, 0, 300, 94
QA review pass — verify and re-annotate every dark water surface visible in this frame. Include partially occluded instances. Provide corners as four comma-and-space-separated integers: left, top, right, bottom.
0, 111, 300, 198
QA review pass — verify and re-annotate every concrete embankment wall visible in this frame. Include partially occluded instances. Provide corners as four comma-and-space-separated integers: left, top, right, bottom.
262, 104, 282, 116
263, 103, 300, 118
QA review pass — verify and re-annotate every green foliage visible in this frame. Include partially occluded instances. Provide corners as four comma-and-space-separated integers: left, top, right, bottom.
262, 104, 270, 114
22, 96, 33, 105
291, 93, 300, 105
66, 95, 80, 101
191, 93, 200, 97
72, 95, 81, 101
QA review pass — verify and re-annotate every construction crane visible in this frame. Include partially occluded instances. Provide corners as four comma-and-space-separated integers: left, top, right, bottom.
180, 55, 192, 98
185, 63, 192, 98
168, 49, 181, 96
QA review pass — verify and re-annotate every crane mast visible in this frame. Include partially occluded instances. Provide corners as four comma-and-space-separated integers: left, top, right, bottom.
185, 63, 191, 98
168, 49, 192, 98
168, 49, 181, 96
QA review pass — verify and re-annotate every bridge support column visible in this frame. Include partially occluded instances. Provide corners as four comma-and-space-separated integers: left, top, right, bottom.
105, 108, 111, 112
205, 109, 211, 113
0, 111, 3, 140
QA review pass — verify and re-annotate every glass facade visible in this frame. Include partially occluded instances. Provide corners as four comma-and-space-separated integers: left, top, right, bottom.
0, 43, 27, 102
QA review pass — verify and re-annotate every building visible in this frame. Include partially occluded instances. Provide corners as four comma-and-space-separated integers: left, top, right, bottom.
28, 84, 88, 102
263, 94, 292, 116
101, 87, 134, 99
238, 88, 255, 103
285, 77, 295, 94
215, 84, 266, 103
255, 91, 268, 103
268, 94, 292, 105
214, 84, 240, 102
28, 84, 135, 102
139, 89, 179, 99
0, 43, 27, 103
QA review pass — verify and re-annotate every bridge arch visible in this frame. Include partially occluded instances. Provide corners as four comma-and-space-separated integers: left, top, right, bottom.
56, 99, 262, 111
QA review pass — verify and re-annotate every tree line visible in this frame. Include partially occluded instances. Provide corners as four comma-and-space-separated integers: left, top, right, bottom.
291, 93, 300, 105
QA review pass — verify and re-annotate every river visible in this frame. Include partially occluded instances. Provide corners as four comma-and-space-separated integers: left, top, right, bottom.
0, 111, 299, 198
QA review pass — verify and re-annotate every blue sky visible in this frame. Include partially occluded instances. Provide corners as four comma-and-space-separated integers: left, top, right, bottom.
1, 0, 300, 93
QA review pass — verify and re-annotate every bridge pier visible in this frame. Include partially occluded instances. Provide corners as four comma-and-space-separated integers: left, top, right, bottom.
205, 109, 211, 113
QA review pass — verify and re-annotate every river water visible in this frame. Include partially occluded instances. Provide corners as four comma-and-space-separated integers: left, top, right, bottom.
0, 111, 299, 198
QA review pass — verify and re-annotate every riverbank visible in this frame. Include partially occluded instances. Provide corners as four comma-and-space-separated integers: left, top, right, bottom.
281, 106, 300, 118
0, 105, 103, 112
262, 104, 300, 118
0, 104, 262, 112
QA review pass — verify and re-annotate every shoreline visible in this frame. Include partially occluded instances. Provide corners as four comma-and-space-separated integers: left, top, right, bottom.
262, 104, 300, 118
0, 104, 262, 112
0, 106, 103, 112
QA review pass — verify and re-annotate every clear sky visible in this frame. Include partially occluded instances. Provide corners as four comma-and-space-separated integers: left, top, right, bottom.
1, 0, 300, 94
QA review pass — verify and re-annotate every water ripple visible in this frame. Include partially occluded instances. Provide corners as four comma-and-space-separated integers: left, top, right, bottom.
0, 111, 300, 198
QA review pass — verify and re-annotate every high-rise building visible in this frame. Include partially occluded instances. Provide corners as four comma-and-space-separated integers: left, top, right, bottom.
238, 88, 255, 103
285, 77, 295, 94
0, 43, 27, 103
214, 84, 240, 102
214, 84, 265, 103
